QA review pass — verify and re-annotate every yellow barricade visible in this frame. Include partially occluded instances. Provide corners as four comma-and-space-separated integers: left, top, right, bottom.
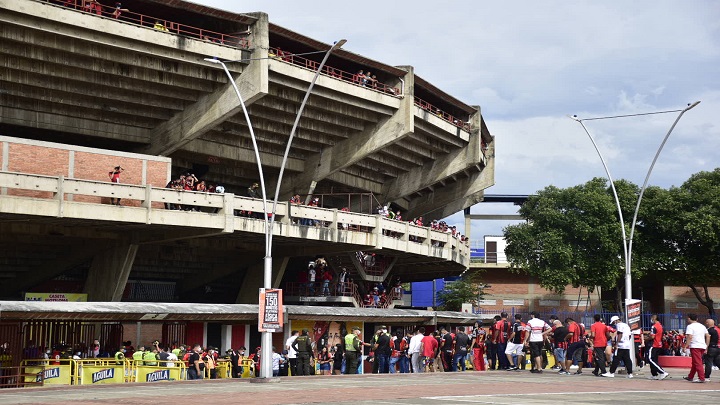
215, 360, 231, 379
23, 364, 73, 385
136, 366, 183, 382
80, 364, 125, 385
240, 358, 255, 378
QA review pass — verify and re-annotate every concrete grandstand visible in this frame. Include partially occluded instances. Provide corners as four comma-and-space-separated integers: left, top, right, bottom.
0, 0, 495, 308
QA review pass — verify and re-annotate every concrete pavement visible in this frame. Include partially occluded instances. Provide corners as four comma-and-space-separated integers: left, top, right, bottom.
1, 367, 719, 404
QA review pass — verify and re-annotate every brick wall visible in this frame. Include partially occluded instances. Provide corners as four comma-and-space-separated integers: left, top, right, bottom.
1, 135, 170, 206
122, 322, 164, 349
477, 269, 600, 314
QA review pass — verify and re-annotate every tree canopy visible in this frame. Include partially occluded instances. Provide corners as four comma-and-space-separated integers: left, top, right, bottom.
504, 177, 636, 296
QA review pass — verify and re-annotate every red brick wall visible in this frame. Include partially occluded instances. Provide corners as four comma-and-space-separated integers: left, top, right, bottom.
122, 322, 164, 349
478, 269, 600, 313
8, 143, 70, 198
2, 137, 170, 206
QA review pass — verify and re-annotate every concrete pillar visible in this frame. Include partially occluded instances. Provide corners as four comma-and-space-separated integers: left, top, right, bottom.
235, 257, 289, 304
83, 242, 139, 301
221, 324, 233, 353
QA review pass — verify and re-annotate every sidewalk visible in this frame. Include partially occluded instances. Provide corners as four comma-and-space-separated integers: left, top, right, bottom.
0, 367, 718, 405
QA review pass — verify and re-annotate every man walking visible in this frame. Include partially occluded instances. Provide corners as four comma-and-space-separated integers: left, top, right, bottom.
589, 315, 613, 377
683, 313, 709, 383
564, 318, 586, 375
409, 327, 425, 373
607, 316, 634, 378
453, 327, 471, 371
704, 319, 720, 381
646, 314, 669, 380
551, 319, 569, 374
373, 326, 391, 373
524, 312, 551, 373
505, 314, 525, 371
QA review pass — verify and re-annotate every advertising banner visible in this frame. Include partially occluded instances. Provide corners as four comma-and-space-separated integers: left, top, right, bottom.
24, 365, 72, 385
135, 366, 182, 382
625, 299, 642, 330
258, 288, 283, 332
24, 293, 88, 302
81, 365, 125, 385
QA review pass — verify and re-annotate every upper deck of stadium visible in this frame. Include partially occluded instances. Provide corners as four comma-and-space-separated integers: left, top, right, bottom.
0, 0, 495, 304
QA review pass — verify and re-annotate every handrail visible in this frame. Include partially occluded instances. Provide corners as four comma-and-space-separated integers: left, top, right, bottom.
268, 47, 401, 97
414, 96, 471, 132
46, 0, 250, 49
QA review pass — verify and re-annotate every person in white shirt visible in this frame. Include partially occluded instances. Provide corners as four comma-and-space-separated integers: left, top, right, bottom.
684, 313, 710, 383
523, 312, 551, 373
409, 327, 425, 373
271, 347, 283, 377
607, 316, 634, 378
285, 330, 299, 376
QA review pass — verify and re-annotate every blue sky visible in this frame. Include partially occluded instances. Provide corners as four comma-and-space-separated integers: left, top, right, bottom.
198, 0, 720, 244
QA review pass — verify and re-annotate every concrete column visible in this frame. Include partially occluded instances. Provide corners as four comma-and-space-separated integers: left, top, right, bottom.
221, 324, 233, 353
83, 242, 139, 301
235, 257, 289, 304
1, 141, 7, 195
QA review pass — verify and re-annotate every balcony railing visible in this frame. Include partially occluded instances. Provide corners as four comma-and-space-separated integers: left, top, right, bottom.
414, 97, 471, 132
43, 0, 251, 49
268, 47, 401, 97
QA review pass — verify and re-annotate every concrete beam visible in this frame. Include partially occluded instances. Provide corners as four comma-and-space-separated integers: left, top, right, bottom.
141, 14, 270, 156
0, 108, 150, 144
235, 257, 289, 304
403, 161, 494, 221
383, 108, 483, 202
466, 214, 524, 220
184, 138, 304, 173
279, 67, 415, 199
83, 241, 139, 302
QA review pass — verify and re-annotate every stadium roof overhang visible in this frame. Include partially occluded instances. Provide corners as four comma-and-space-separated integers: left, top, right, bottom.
0, 301, 478, 325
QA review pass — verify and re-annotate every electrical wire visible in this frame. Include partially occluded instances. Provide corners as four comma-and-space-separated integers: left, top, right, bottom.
576, 109, 684, 121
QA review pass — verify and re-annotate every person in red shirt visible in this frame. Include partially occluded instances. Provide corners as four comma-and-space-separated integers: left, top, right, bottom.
421, 331, 439, 372
646, 314, 668, 380
590, 314, 612, 377
492, 312, 511, 370
564, 318, 586, 375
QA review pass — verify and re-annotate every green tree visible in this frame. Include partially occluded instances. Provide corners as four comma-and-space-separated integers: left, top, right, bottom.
436, 274, 485, 312
637, 169, 720, 317
504, 178, 639, 303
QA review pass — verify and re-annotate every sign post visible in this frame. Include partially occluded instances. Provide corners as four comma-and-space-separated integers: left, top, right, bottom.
625, 298, 642, 371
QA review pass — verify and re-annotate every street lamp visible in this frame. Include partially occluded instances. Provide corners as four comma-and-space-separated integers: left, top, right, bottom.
205, 38, 346, 379
569, 100, 700, 368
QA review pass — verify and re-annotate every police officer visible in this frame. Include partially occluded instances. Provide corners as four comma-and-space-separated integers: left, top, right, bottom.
292, 329, 313, 376
344, 326, 363, 374
143, 347, 158, 366
132, 345, 145, 365
114, 347, 126, 365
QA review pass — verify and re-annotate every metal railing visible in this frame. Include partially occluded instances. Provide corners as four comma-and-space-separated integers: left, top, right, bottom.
414, 97, 471, 132
44, 0, 250, 49
269, 47, 401, 97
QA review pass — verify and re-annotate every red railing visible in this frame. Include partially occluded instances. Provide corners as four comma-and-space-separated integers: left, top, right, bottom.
356, 252, 391, 277
46, 0, 250, 49
269, 47, 401, 97
414, 97, 471, 132
284, 281, 356, 298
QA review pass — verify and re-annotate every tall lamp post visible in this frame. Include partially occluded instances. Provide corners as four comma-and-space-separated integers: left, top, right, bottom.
569, 100, 700, 368
205, 39, 346, 379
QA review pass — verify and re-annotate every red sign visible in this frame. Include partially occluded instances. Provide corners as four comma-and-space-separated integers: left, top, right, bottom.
259, 289, 283, 333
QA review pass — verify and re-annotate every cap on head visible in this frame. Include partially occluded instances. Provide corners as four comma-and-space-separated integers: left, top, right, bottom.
610, 316, 620, 323
352, 326, 360, 331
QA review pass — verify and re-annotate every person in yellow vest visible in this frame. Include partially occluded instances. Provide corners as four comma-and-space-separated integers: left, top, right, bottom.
143, 347, 158, 366
204, 347, 217, 379
114, 348, 126, 365
344, 326, 364, 374
172, 345, 184, 359
132, 346, 145, 366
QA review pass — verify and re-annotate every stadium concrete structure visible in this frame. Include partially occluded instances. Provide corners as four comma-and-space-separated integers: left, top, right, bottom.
0, 0, 495, 308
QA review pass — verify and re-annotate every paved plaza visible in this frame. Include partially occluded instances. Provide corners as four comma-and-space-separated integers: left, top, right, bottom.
2, 367, 720, 405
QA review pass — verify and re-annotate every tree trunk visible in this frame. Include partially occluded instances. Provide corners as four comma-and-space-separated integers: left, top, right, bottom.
688, 284, 716, 318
